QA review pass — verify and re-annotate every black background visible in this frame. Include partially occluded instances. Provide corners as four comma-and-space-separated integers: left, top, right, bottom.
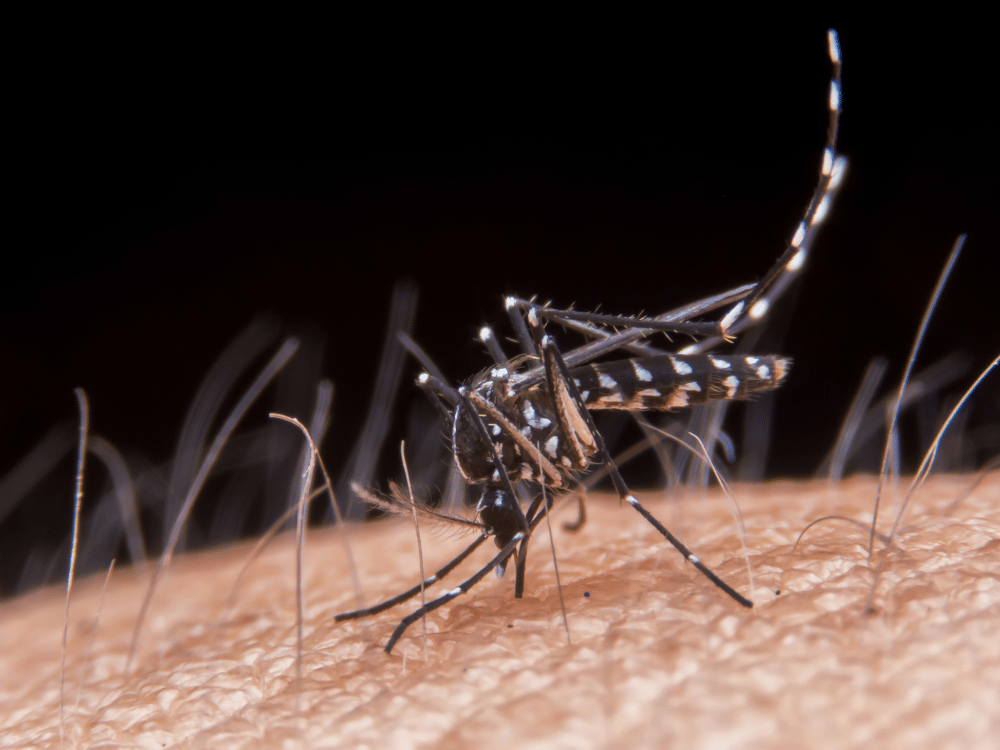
3, 16, 997, 591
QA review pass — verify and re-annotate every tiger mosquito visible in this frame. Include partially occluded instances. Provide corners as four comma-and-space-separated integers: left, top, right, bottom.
337, 30, 847, 654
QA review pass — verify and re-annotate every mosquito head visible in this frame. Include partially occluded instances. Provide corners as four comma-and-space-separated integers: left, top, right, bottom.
476, 487, 525, 557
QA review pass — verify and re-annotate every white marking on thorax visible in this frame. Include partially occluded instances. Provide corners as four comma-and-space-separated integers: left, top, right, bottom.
544, 435, 559, 457
522, 399, 552, 429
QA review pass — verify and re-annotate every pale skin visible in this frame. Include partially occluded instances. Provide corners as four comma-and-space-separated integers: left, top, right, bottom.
2, 474, 998, 748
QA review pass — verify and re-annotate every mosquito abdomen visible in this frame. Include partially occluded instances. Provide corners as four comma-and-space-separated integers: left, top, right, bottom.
570, 354, 791, 411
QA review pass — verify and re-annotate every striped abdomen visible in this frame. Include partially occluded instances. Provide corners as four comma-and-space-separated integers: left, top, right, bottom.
569, 354, 791, 411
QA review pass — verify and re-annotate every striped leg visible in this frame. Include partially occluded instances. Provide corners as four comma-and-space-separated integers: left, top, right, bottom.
527, 313, 754, 608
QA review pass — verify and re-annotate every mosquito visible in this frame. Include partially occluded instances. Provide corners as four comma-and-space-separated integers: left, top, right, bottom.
337, 30, 847, 654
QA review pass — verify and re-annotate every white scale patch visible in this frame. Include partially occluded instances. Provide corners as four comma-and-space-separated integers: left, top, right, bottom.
670, 356, 693, 375
598, 373, 617, 390
813, 195, 830, 225
710, 357, 732, 370
544, 435, 559, 457
791, 221, 806, 248
491, 424, 502, 436
831, 157, 846, 188
636, 388, 661, 399
723, 375, 740, 398
756, 365, 771, 380
750, 299, 770, 320
745, 356, 759, 365
522, 400, 552, 429
632, 361, 653, 382
788, 248, 806, 271
679, 381, 701, 392
718, 301, 744, 334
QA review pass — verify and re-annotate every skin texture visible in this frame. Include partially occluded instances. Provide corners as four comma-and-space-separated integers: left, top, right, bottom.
1, 474, 998, 748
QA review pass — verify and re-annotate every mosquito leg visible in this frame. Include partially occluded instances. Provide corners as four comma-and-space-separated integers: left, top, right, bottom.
335, 534, 489, 621
687, 30, 847, 352
538, 326, 754, 608
384, 532, 525, 654
562, 493, 587, 533
504, 295, 538, 357
511, 490, 554, 599
478, 325, 509, 365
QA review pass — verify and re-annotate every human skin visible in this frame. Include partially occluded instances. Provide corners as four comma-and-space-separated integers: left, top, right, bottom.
2, 474, 998, 748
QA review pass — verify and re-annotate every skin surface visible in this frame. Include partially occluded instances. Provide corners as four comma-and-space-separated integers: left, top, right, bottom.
1, 474, 998, 748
